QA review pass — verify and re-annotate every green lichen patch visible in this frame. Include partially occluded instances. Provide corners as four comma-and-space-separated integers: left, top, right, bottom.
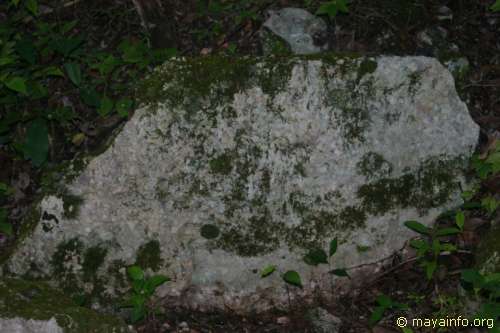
82, 246, 108, 282
357, 59, 377, 82
358, 156, 462, 216
209, 152, 234, 175
0, 278, 129, 333
62, 194, 84, 219
51, 238, 84, 292
357, 152, 393, 180
135, 240, 163, 272
200, 224, 220, 239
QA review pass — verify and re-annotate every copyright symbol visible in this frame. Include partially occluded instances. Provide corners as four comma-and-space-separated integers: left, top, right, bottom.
396, 317, 408, 328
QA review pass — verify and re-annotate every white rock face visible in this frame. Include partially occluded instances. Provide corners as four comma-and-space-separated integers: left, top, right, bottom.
0, 318, 63, 333
6, 55, 479, 312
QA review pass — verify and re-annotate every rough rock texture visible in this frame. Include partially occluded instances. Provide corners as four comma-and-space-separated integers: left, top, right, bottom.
307, 307, 342, 333
0, 279, 131, 333
0, 318, 63, 333
262, 8, 328, 54
5, 55, 478, 313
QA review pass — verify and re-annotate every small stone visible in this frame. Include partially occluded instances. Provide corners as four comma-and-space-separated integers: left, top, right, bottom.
307, 307, 342, 333
261, 8, 328, 55
277, 316, 290, 325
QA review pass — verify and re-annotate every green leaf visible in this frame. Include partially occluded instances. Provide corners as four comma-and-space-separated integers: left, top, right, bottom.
16, 38, 37, 65
64, 63, 82, 87
304, 248, 328, 266
116, 98, 133, 117
404, 220, 430, 235
261, 265, 276, 278
0, 223, 13, 235
80, 86, 100, 107
376, 294, 393, 307
127, 266, 144, 281
455, 210, 465, 230
0, 208, 12, 236
5, 77, 28, 94
368, 306, 385, 327
461, 269, 484, 289
316, 0, 349, 19
23, 118, 49, 167
283, 270, 302, 288
329, 238, 338, 257
144, 275, 169, 294
43, 66, 65, 77
25, 0, 38, 15
329, 268, 350, 278
50, 37, 84, 57
402, 328, 414, 333
492, 0, 500, 12
98, 95, 113, 117
130, 305, 146, 323
424, 260, 437, 280
435, 227, 461, 237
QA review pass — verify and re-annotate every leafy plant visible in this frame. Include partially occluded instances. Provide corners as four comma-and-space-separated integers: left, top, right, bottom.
303, 238, 350, 278
404, 219, 461, 279
492, 0, 500, 12
260, 265, 303, 288
316, 0, 349, 19
121, 265, 169, 323
369, 294, 408, 326
461, 269, 500, 332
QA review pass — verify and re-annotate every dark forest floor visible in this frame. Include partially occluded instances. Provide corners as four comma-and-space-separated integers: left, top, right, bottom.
1, 1, 500, 332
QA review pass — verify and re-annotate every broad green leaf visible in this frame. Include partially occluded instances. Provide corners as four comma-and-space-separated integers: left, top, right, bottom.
64, 63, 82, 87
424, 260, 437, 280
461, 269, 484, 289
144, 274, 169, 294
316, 0, 349, 19
492, 0, 500, 12
304, 248, 328, 266
50, 37, 84, 57
404, 220, 430, 235
131, 306, 146, 323
261, 265, 276, 278
60, 20, 78, 34
80, 86, 100, 107
435, 227, 461, 237
127, 265, 144, 281
455, 210, 465, 230
368, 306, 385, 327
43, 66, 65, 77
15, 38, 37, 65
116, 98, 133, 117
0, 223, 12, 236
129, 294, 146, 307
329, 268, 349, 278
5, 77, 27, 94
329, 238, 338, 257
23, 118, 49, 167
98, 95, 113, 117
283, 270, 302, 288
25, 0, 38, 15
376, 294, 393, 307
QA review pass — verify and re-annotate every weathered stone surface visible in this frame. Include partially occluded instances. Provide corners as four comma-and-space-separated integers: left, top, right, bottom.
0, 317, 63, 333
262, 8, 328, 54
5, 55, 478, 313
0, 279, 131, 333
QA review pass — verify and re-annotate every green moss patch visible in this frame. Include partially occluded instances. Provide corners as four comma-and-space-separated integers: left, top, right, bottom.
135, 240, 163, 272
0, 278, 129, 333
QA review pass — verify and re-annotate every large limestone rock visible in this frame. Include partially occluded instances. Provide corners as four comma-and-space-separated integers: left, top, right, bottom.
4, 55, 478, 312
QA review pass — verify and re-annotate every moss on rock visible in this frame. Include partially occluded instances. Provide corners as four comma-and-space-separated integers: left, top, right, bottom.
0, 278, 130, 333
